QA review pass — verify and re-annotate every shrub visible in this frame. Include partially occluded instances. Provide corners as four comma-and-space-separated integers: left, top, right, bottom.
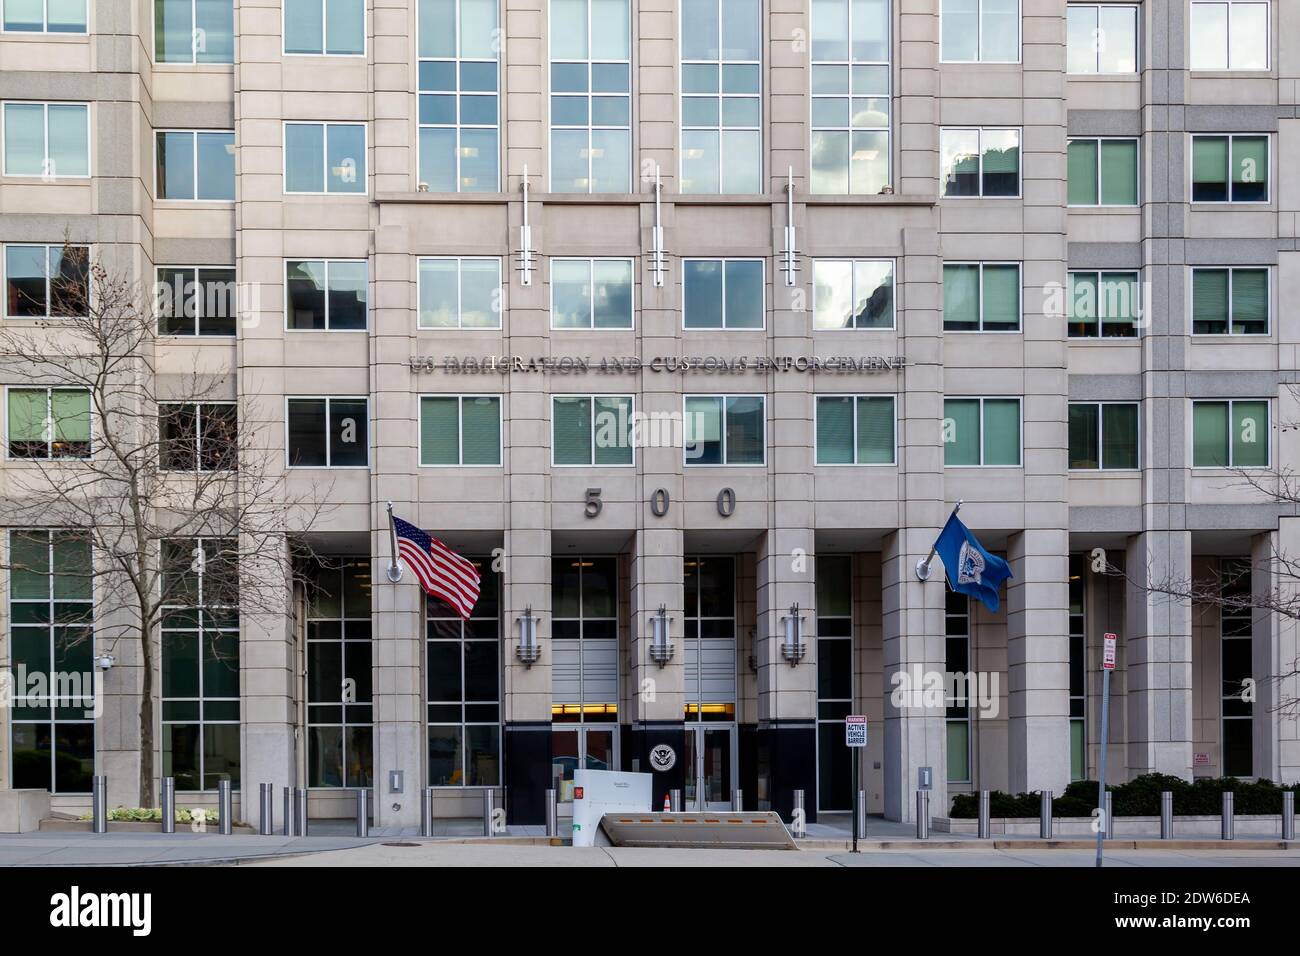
949, 774, 1300, 818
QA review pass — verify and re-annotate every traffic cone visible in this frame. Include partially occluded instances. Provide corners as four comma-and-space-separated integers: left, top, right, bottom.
663, 793, 671, 812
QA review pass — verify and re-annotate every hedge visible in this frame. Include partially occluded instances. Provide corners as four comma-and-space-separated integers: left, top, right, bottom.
949, 774, 1300, 818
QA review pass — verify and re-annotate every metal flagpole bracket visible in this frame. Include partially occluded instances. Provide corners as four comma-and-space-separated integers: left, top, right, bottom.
385, 501, 404, 583
915, 500, 963, 581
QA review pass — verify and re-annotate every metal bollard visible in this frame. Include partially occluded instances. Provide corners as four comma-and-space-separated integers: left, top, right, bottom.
915, 792, 929, 839
793, 789, 805, 835
295, 787, 309, 837
283, 786, 293, 836
732, 789, 744, 812
218, 779, 232, 835
92, 775, 108, 834
1160, 791, 1173, 839
545, 788, 558, 837
482, 789, 495, 837
1104, 791, 1115, 840
977, 790, 991, 839
1221, 791, 1234, 841
855, 790, 867, 837
1283, 791, 1295, 841
421, 787, 434, 838
356, 789, 369, 838
259, 783, 274, 836
669, 789, 681, 812
161, 777, 176, 835
1039, 790, 1053, 839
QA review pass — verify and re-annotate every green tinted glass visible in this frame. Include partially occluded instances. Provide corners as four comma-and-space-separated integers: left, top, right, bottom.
1068, 403, 1099, 469
1101, 404, 1139, 469
1192, 269, 1229, 334
982, 399, 1021, 466
460, 397, 501, 465
981, 265, 1020, 330
420, 396, 459, 465
1192, 401, 1229, 467
943, 399, 979, 465
552, 397, 591, 465
816, 397, 853, 464
1100, 139, 1137, 205
943, 264, 979, 330
1067, 139, 1098, 204
1232, 401, 1267, 468
592, 396, 632, 465
856, 396, 895, 464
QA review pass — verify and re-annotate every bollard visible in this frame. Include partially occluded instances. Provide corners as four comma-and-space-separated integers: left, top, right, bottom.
1039, 790, 1053, 839
670, 789, 681, 812
792, 789, 805, 835
732, 789, 744, 812
161, 777, 176, 835
1221, 791, 1234, 841
259, 783, 274, 836
855, 790, 867, 838
283, 786, 293, 836
421, 787, 434, 838
1104, 791, 1114, 840
482, 789, 495, 838
356, 789, 369, 838
295, 787, 309, 837
977, 790, 991, 839
915, 792, 929, 840
546, 788, 558, 837
92, 775, 108, 834
218, 779, 233, 835
1283, 791, 1295, 841
1160, 791, 1173, 839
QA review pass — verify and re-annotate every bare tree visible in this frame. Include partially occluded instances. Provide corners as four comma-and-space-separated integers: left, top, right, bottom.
0, 248, 330, 806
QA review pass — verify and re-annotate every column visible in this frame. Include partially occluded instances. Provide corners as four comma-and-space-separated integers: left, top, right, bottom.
629, 528, 685, 806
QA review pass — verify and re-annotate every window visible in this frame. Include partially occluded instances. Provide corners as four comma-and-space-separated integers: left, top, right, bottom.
283, 122, 366, 194
7, 387, 90, 459
155, 266, 236, 335
1066, 3, 1138, 73
943, 263, 1020, 332
1191, 399, 1268, 468
683, 259, 764, 329
283, 0, 364, 55
8, 529, 94, 793
161, 537, 240, 791
813, 259, 894, 329
160, 402, 238, 471
5, 243, 88, 318
287, 397, 368, 467
682, 555, 736, 725
941, 0, 1020, 63
940, 128, 1020, 197
680, 0, 762, 194
155, 0, 234, 64
1068, 402, 1139, 470
810, 0, 890, 195
418, 0, 499, 192
1192, 267, 1268, 335
1190, 1, 1269, 71
154, 130, 235, 201
1220, 558, 1253, 777
816, 555, 853, 811
1068, 554, 1086, 781
549, 0, 631, 193
1067, 138, 1137, 206
286, 260, 368, 330
815, 395, 896, 465
943, 397, 1021, 466
684, 395, 764, 465
945, 590, 971, 783
552, 395, 633, 466
1067, 271, 1140, 338
2, 0, 87, 33
419, 258, 501, 329
305, 557, 373, 788
2, 101, 88, 177
550, 258, 633, 329
420, 395, 502, 466
1191, 135, 1268, 203
429, 557, 500, 787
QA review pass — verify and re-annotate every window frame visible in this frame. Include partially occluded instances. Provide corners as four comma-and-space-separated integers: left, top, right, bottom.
942, 261, 1023, 333
281, 0, 367, 57
942, 395, 1023, 468
1189, 0, 1271, 72
1066, 400, 1141, 471
811, 257, 897, 331
548, 256, 636, 330
417, 393, 504, 468
681, 393, 767, 467
281, 120, 369, 196
3, 241, 91, 319
1065, 269, 1142, 339
944, 589, 972, 784
680, 257, 767, 331
284, 395, 370, 469
939, 0, 1022, 65
1066, 136, 1140, 207
5, 385, 92, 461
152, 128, 236, 202
283, 258, 370, 332
1190, 398, 1271, 470
550, 393, 636, 468
939, 126, 1022, 199
1189, 133, 1270, 205
814, 393, 898, 466
152, 0, 235, 66
417, 256, 503, 330
1065, 2, 1140, 74
158, 401, 239, 473
1, 100, 91, 179
1189, 265, 1270, 337
0, 0, 88, 34
154, 264, 238, 336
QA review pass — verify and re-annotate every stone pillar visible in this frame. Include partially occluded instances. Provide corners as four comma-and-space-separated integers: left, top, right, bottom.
501, 527, 552, 824
1254, 522, 1300, 783
629, 527, 684, 806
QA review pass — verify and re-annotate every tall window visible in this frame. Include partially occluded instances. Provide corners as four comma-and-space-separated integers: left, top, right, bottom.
285, 260, 368, 330
283, 0, 365, 55
684, 395, 764, 465
549, 0, 631, 193
1066, 3, 1138, 73
287, 397, 368, 467
283, 122, 366, 194
551, 259, 634, 329
552, 395, 633, 466
1220, 559, 1253, 777
419, 258, 501, 328
943, 397, 1021, 466
420, 395, 502, 466
941, 0, 1020, 63
305, 557, 373, 788
1068, 554, 1085, 781
7, 387, 90, 459
813, 259, 894, 330
1067, 138, 1138, 206
161, 538, 240, 791
2, 102, 89, 177
8, 529, 94, 793
683, 555, 736, 724
680, 0, 761, 194
155, 130, 235, 201
2, 0, 88, 33
1068, 402, 1139, 470
155, 0, 234, 64
1191, 267, 1268, 335
815, 395, 896, 465
429, 557, 500, 786
683, 259, 764, 329
945, 590, 971, 784
810, 0, 890, 194
160, 402, 238, 471
5, 243, 88, 318
1067, 271, 1140, 338
816, 555, 853, 812
1191, 135, 1268, 203
418, 0, 499, 192
1191, 399, 1268, 468
940, 128, 1020, 197
943, 263, 1020, 332
1190, 1, 1269, 71
155, 266, 236, 335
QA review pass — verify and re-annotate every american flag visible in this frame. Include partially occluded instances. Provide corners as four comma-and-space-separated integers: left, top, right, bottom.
391, 515, 481, 620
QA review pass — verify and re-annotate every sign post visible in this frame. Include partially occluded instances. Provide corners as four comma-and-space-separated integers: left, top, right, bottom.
846, 715, 867, 852
1096, 632, 1117, 868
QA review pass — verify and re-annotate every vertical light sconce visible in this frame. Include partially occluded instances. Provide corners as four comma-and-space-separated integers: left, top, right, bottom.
649, 604, 674, 666
516, 604, 541, 667
781, 603, 806, 665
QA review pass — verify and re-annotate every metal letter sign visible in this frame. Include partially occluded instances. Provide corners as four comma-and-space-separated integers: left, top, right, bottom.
845, 714, 867, 748
1103, 632, 1117, 670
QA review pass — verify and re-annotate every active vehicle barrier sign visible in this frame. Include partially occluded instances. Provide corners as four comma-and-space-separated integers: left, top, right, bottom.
845, 715, 867, 747
1103, 632, 1117, 670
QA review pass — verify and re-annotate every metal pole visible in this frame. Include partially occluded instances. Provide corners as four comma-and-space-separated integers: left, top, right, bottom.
851, 749, 859, 853
91, 775, 107, 834
916, 501, 963, 580
1221, 791, 1234, 841
421, 787, 434, 837
915, 792, 929, 839
1104, 791, 1115, 840
1095, 664, 1111, 866
259, 783, 274, 836
856, 790, 867, 843
1039, 790, 1053, 840
1283, 791, 1295, 841
792, 789, 805, 836
977, 790, 991, 839
283, 786, 293, 836
161, 777, 176, 835
731, 789, 744, 812
295, 787, 309, 837
546, 788, 558, 837
1160, 791, 1173, 839
356, 789, 369, 838
218, 779, 233, 835
482, 789, 495, 837
670, 789, 681, 812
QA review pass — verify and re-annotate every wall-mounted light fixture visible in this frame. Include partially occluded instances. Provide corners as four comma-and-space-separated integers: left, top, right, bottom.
781, 603, 806, 665
516, 604, 541, 667
649, 604, 674, 666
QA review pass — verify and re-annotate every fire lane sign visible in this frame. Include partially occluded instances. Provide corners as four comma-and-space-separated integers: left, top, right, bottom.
845, 715, 867, 747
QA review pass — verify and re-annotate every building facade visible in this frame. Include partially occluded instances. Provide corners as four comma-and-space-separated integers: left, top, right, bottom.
1, 0, 1299, 828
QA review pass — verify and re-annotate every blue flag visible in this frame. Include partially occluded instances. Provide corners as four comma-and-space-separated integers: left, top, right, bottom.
934, 514, 1013, 613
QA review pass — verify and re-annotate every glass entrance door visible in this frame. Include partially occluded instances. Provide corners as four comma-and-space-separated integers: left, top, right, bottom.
683, 725, 735, 811
551, 726, 617, 807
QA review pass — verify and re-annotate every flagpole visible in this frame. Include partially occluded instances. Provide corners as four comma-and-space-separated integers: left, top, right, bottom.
385, 501, 403, 583
915, 500, 962, 581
